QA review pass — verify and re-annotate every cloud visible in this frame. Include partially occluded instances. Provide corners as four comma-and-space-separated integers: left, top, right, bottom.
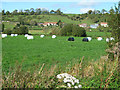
77, 0, 99, 7
80, 8, 95, 13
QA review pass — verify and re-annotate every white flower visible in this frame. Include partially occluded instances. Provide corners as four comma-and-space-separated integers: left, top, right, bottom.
57, 75, 62, 79
71, 77, 76, 80
78, 84, 82, 88
71, 81, 75, 85
74, 86, 78, 88
67, 83, 71, 87
74, 79, 79, 84
63, 78, 73, 83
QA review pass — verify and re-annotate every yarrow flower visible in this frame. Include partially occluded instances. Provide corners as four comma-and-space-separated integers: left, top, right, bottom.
57, 73, 82, 88
67, 83, 71, 87
74, 86, 78, 88
78, 84, 82, 88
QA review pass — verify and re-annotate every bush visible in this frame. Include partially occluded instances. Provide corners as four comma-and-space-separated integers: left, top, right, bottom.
72, 25, 86, 37
60, 24, 87, 37
3, 28, 12, 35
60, 24, 73, 36
12, 25, 28, 35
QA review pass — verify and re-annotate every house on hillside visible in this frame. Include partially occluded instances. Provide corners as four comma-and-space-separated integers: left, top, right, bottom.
78, 23, 87, 27
43, 22, 48, 26
50, 22, 58, 26
90, 24, 99, 29
100, 22, 108, 27
42, 22, 58, 26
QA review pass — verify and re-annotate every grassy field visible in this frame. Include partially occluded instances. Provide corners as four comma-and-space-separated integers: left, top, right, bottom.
2, 35, 108, 73
3, 22, 16, 29
87, 31, 111, 37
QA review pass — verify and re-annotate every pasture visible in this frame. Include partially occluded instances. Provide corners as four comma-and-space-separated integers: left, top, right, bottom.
2, 35, 108, 73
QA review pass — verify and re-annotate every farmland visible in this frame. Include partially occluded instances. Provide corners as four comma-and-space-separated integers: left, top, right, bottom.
2, 35, 108, 73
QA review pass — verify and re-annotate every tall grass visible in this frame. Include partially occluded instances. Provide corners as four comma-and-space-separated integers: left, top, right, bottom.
2, 56, 119, 88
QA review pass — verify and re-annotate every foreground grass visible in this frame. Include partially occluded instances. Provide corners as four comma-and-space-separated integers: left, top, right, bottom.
2, 36, 108, 73
2, 56, 119, 88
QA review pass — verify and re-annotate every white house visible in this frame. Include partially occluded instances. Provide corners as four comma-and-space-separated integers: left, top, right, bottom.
90, 24, 99, 28
100, 22, 108, 27
78, 23, 87, 27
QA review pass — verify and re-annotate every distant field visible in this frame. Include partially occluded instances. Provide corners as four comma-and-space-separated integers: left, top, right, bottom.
2, 36, 108, 73
29, 30, 111, 37
3, 22, 16, 29
87, 32, 111, 37
3, 15, 94, 25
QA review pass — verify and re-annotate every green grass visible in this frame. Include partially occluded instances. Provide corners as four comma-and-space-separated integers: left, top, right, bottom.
87, 31, 111, 37
80, 18, 94, 25
3, 22, 16, 29
2, 36, 108, 73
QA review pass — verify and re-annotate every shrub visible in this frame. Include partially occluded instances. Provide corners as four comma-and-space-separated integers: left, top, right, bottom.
3, 28, 12, 35
2, 23, 4, 32
49, 27, 61, 35
12, 25, 28, 35
72, 25, 86, 37
60, 24, 73, 36
60, 24, 87, 37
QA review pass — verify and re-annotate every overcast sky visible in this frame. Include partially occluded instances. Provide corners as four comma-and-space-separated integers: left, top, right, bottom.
1, 0, 119, 14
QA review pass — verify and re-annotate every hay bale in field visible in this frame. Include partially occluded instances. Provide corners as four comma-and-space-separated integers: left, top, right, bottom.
11, 34, 15, 37
68, 37, 74, 41
106, 37, 115, 42
110, 37, 115, 41
40, 35, 44, 38
106, 38, 109, 42
25, 34, 29, 37
97, 37, 103, 41
14, 34, 18, 36
2, 34, 7, 38
52, 35, 56, 38
27, 36, 34, 40
82, 38, 88, 42
87, 37, 92, 41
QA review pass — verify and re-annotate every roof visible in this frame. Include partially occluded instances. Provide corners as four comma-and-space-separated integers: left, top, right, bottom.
101, 22, 107, 24
78, 23, 87, 25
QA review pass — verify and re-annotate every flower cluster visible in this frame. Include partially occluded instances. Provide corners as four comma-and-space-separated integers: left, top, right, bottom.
57, 73, 82, 88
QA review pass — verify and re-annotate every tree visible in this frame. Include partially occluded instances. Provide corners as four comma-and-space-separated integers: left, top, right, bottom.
30, 20, 37, 26
2, 10, 5, 15
6, 11, 10, 15
107, 1, 120, 62
96, 10, 101, 14
35, 8, 41, 15
87, 10, 93, 14
109, 7, 115, 14
56, 9, 62, 15
13, 25, 28, 34
72, 25, 86, 37
24, 9, 30, 15
60, 24, 87, 37
12, 9, 18, 15
19, 9, 24, 15
3, 28, 12, 35
50, 10, 55, 14
57, 20, 63, 28
60, 24, 73, 36
101, 9, 107, 14
30, 8, 35, 15
18, 16, 24, 25
2, 23, 4, 32
108, 4, 120, 40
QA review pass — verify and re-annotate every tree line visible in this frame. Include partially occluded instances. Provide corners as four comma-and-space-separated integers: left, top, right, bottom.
2, 8, 63, 15
2, 7, 117, 16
